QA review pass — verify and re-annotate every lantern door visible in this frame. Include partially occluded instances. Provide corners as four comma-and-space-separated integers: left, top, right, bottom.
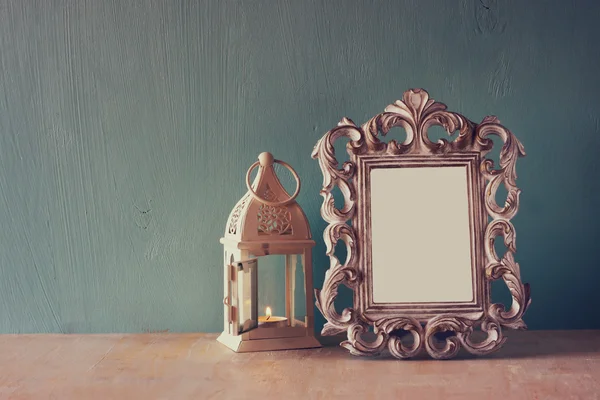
226, 258, 258, 334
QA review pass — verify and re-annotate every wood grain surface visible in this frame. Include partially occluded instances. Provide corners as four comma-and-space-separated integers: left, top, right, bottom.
1, 330, 599, 399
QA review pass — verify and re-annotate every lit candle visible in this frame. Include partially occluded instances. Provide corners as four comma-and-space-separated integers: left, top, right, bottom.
258, 306, 288, 328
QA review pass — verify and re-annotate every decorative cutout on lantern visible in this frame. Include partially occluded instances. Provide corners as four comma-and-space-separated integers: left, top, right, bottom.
228, 193, 251, 235
257, 186, 293, 236
217, 152, 321, 353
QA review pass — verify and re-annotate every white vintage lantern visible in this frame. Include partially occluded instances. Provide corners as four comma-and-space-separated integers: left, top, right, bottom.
217, 152, 321, 352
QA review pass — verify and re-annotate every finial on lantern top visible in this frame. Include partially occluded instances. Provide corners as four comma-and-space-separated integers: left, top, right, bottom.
258, 152, 274, 167
245, 154, 301, 207
222, 153, 311, 243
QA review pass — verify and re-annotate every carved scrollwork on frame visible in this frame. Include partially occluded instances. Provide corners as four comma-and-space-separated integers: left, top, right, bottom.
311, 89, 530, 360
311, 119, 365, 336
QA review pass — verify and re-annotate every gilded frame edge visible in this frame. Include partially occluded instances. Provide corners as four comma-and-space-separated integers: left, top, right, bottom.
357, 154, 485, 319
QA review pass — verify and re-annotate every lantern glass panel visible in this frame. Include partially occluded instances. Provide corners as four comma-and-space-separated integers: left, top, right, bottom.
256, 255, 287, 321
236, 259, 258, 333
292, 255, 307, 326
247, 253, 307, 328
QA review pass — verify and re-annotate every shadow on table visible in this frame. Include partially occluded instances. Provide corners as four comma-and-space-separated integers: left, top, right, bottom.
314, 329, 600, 361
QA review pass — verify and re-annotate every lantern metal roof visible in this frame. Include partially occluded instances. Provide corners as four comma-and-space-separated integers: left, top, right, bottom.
220, 152, 315, 255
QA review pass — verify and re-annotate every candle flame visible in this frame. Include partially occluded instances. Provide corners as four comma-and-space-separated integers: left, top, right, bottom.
265, 306, 272, 319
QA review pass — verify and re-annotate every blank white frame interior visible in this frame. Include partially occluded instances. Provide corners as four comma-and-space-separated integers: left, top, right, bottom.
370, 166, 473, 303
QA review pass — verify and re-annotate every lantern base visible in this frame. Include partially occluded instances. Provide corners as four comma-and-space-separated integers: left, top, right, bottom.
217, 331, 322, 353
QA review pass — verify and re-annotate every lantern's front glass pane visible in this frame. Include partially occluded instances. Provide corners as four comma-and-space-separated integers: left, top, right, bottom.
253, 254, 307, 329
236, 259, 258, 333
257, 255, 287, 322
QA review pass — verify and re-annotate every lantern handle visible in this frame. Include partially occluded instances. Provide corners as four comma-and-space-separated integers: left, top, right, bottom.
245, 159, 301, 207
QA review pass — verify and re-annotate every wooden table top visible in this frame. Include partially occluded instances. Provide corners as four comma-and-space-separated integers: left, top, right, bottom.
1, 330, 599, 399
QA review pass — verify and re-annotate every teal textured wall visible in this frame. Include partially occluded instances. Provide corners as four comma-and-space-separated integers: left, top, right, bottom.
1, 0, 599, 333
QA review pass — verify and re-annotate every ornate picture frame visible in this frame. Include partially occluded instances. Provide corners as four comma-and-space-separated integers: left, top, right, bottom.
311, 89, 531, 360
